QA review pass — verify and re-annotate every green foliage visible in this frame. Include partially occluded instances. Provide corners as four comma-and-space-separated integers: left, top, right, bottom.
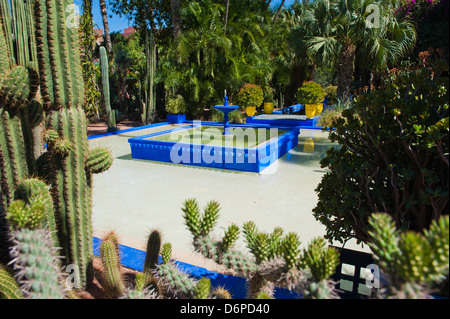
324, 85, 337, 105
296, 81, 326, 105
165, 94, 186, 114
314, 57, 449, 244
236, 83, 264, 109
210, 108, 243, 124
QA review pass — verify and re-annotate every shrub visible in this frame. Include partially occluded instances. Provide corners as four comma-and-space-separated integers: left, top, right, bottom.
236, 83, 264, 110
324, 85, 338, 105
210, 108, 243, 123
296, 81, 326, 105
313, 55, 449, 244
165, 94, 186, 114
264, 87, 275, 102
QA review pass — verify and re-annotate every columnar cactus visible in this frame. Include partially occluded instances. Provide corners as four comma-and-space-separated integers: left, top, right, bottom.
37, 107, 95, 288
100, 237, 125, 298
99, 46, 116, 131
0, 10, 41, 262
8, 228, 66, 299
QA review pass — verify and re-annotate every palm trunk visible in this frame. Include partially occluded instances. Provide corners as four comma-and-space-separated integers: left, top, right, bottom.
337, 43, 356, 101
224, 0, 229, 34
171, 0, 182, 40
272, 0, 285, 24
99, 0, 113, 56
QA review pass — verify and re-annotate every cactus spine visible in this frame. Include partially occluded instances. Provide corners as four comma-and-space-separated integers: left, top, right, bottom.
99, 46, 116, 131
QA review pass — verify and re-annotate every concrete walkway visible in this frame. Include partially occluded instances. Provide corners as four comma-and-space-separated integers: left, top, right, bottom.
88, 124, 371, 272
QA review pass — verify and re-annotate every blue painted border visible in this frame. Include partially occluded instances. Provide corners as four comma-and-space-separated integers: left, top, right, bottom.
93, 237, 299, 299
128, 123, 300, 173
87, 122, 172, 140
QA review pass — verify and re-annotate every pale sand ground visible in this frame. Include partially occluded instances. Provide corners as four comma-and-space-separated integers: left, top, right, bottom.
88, 124, 372, 273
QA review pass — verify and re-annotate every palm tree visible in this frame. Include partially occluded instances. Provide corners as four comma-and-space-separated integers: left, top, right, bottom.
306, 0, 416, 100
100, 0, 113, 56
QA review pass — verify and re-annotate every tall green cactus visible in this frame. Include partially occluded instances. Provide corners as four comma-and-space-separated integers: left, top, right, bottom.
35, 0, 84, 110
99, 46, 116, 131
38, 107, 94, 288
0, 0, 41, 264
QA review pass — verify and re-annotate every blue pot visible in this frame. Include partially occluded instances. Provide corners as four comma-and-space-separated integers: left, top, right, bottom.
167, 114, 186, 124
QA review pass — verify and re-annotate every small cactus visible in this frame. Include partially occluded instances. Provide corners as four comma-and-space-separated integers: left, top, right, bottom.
194, 277, 211, 299
100, 238, 125, 298
212, 285, 232, 299
144, 229, 162, 274
161, 243, 172, 264
157, 262, 198, 298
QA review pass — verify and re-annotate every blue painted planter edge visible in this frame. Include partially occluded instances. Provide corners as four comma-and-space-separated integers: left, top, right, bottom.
93, 237, 299, 299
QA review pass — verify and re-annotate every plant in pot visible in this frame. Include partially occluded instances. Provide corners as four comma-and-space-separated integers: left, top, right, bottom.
263, 87, 276, 114
297, 81, 326, 118
236, 83, 264, 117
165, 94, 187, 124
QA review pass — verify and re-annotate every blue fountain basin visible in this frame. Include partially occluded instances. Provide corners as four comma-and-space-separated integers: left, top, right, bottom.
128, 123, 300, 173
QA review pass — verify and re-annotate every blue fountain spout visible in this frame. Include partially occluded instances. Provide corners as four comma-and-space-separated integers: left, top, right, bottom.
213, 93, 239, 135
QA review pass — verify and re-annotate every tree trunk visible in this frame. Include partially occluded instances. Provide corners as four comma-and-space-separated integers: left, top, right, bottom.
224, 0, 230, 34
272, 0, 285, 24
171, 0, 182, 40
99, 0, 113, 56
337, 43, 356, 101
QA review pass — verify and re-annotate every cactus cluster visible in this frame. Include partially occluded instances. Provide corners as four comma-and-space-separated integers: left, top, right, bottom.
367, 213, 449, 298
1, 0, 114, 291
182, 198, 339, 299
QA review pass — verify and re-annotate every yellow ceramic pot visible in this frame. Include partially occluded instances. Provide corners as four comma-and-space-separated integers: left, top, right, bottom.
245, 106, 256, 117
305, 104, 317, 119
264, 102, 274, 114
315, 103, 323, 115
303, 137, 315, 153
